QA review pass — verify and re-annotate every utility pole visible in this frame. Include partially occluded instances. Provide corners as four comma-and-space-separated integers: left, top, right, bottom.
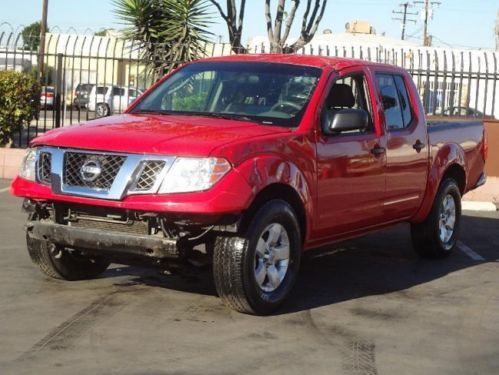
414, 0, 441, 46
39, 0, 49, 81
392, 2, 418, 40
495, 9, 499, 51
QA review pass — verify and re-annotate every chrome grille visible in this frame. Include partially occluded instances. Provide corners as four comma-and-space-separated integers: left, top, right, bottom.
36, 146, 175, 200
37, 152, 52, 185
63, 152, 126, 190
134, 161, 166, 191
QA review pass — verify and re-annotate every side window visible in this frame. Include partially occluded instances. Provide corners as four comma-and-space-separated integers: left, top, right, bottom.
324, 73, 373, 134
394, 75, 413, 128
376, 74, 403, 130
376, 74, 413, 130
112, 87, 125, 96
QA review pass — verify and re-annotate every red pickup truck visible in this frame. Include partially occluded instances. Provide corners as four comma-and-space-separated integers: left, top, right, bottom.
11, 55, 487, 315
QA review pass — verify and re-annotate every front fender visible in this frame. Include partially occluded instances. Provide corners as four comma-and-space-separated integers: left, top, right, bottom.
235, 155, 314, 239
412, 143, 465, 223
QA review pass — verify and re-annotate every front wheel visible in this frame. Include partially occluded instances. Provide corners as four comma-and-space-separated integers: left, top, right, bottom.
411, 178, 461, 258
27, 235, 110, 281
213, 200, 301, 315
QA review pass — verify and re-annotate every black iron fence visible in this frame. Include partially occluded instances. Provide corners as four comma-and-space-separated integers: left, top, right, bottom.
1, 31, 498, 148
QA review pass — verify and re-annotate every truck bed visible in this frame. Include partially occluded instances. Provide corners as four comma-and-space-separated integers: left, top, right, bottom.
427, 119, 485, 194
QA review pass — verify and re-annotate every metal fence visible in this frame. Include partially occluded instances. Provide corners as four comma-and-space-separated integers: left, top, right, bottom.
1, 31, 498, 148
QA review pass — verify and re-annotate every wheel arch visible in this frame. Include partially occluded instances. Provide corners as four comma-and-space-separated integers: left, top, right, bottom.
239, 183, 307, 246
441, 163, 466, 195
412, 142, 467, 223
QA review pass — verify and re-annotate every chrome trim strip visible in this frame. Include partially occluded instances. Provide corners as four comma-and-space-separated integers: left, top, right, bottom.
383, 195, 420, 206
38, 146, 175, 200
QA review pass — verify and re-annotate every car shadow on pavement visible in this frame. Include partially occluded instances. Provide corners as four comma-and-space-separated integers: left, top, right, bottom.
100, 214, 498, 315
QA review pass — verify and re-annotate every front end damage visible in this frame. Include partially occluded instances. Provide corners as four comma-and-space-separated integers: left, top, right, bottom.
23, 199, 240, 272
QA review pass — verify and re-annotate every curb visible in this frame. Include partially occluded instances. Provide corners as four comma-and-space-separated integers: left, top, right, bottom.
461, 201, 498, 212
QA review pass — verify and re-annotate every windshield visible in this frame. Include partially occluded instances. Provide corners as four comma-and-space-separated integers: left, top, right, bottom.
131, 61, 322, 127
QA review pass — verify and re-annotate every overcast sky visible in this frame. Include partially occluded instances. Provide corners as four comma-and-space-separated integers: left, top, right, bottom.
1, 0, 498, 49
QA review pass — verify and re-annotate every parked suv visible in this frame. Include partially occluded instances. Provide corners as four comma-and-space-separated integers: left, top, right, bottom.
73, 83, 95, 109
88, 85, 142, 117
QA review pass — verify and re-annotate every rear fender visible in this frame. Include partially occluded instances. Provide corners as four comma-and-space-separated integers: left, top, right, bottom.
412, 143, 465, 223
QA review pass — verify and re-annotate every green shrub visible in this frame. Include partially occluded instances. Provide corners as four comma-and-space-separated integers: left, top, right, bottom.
0, 71, 41, 146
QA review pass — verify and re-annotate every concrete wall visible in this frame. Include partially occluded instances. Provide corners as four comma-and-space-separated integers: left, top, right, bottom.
484, 120, 499, 177
0, 148, 24, 179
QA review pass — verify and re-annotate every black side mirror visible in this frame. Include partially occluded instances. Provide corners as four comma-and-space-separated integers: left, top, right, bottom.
322, 108, 369, 135
381, 86, 398, 110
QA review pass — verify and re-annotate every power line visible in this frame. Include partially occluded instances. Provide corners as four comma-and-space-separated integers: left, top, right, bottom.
392, 2, 418, 40
414, 0, 441, 46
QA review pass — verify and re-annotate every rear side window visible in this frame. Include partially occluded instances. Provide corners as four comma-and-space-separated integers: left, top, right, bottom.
394, 75, 413, 128
96, 87, 108, 95
113, 87, 125, 96
376, 74, 413, 130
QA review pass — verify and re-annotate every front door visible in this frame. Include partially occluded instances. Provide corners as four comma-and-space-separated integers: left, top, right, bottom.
315, 69, 386, 240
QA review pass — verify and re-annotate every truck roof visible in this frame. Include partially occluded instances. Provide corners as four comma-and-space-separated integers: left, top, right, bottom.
197, 53, 403, 72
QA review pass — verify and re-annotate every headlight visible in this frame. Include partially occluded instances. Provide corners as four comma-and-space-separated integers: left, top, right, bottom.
158, 157, 231, 193
19, 148, 37, 181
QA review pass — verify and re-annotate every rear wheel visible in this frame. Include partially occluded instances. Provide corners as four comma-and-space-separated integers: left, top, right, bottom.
96, 103, 110, 117
213, 200, 301, 315
27, 235, 110, 281
411, 178, 461, 258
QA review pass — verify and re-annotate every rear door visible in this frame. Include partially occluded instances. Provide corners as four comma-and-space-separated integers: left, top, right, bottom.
373, 71, 429, 220
112, 87, 126, 112
315, 67, 386, 239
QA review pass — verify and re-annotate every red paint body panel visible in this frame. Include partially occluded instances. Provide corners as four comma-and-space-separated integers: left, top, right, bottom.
11, 55, 486, 250
31, 114, 289, 157
11, 167, 254, 214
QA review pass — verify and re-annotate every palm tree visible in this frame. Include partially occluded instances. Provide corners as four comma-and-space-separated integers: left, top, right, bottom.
114, 0, 213, 75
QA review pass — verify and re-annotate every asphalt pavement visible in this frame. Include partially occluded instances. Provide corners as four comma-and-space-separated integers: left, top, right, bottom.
0, 178, 498, 375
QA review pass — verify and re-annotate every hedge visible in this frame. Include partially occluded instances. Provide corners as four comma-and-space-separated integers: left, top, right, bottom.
0, 70, 40, 146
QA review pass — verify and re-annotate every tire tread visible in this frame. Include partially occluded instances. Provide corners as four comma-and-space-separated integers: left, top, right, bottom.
213, 236, 254, 314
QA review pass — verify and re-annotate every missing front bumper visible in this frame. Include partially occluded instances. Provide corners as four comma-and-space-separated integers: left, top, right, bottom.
26, 221, 180, 259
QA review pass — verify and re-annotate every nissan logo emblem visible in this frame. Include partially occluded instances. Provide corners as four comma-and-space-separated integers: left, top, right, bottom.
80, 160, 102, 182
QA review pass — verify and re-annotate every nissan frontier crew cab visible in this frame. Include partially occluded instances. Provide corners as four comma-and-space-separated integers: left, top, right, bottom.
11, 55, 487, 315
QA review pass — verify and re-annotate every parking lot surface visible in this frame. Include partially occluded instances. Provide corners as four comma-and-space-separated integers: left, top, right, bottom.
0, 179, 498, 375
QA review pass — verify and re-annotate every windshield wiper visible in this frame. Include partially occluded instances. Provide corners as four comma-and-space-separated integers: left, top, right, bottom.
133, 109, 172, 115
134, 110, 267, 124
202, 112, 253, 122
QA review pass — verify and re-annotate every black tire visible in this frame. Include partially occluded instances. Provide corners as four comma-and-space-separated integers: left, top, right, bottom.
96, 103, 110, 117
411, 178, 462, 258
26, 235, 110, 281
213, 199, 302, 315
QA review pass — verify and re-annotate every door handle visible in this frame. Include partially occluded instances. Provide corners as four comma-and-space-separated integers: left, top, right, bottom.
371, 145, 386, 156
413, 140, 426, 152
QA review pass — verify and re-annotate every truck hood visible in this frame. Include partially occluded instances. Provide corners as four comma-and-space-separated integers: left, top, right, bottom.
31, 114, 289, 157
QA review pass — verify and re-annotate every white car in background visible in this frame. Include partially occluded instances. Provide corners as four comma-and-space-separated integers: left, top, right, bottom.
40, 86, 55, 109
88, 85, 143, 117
